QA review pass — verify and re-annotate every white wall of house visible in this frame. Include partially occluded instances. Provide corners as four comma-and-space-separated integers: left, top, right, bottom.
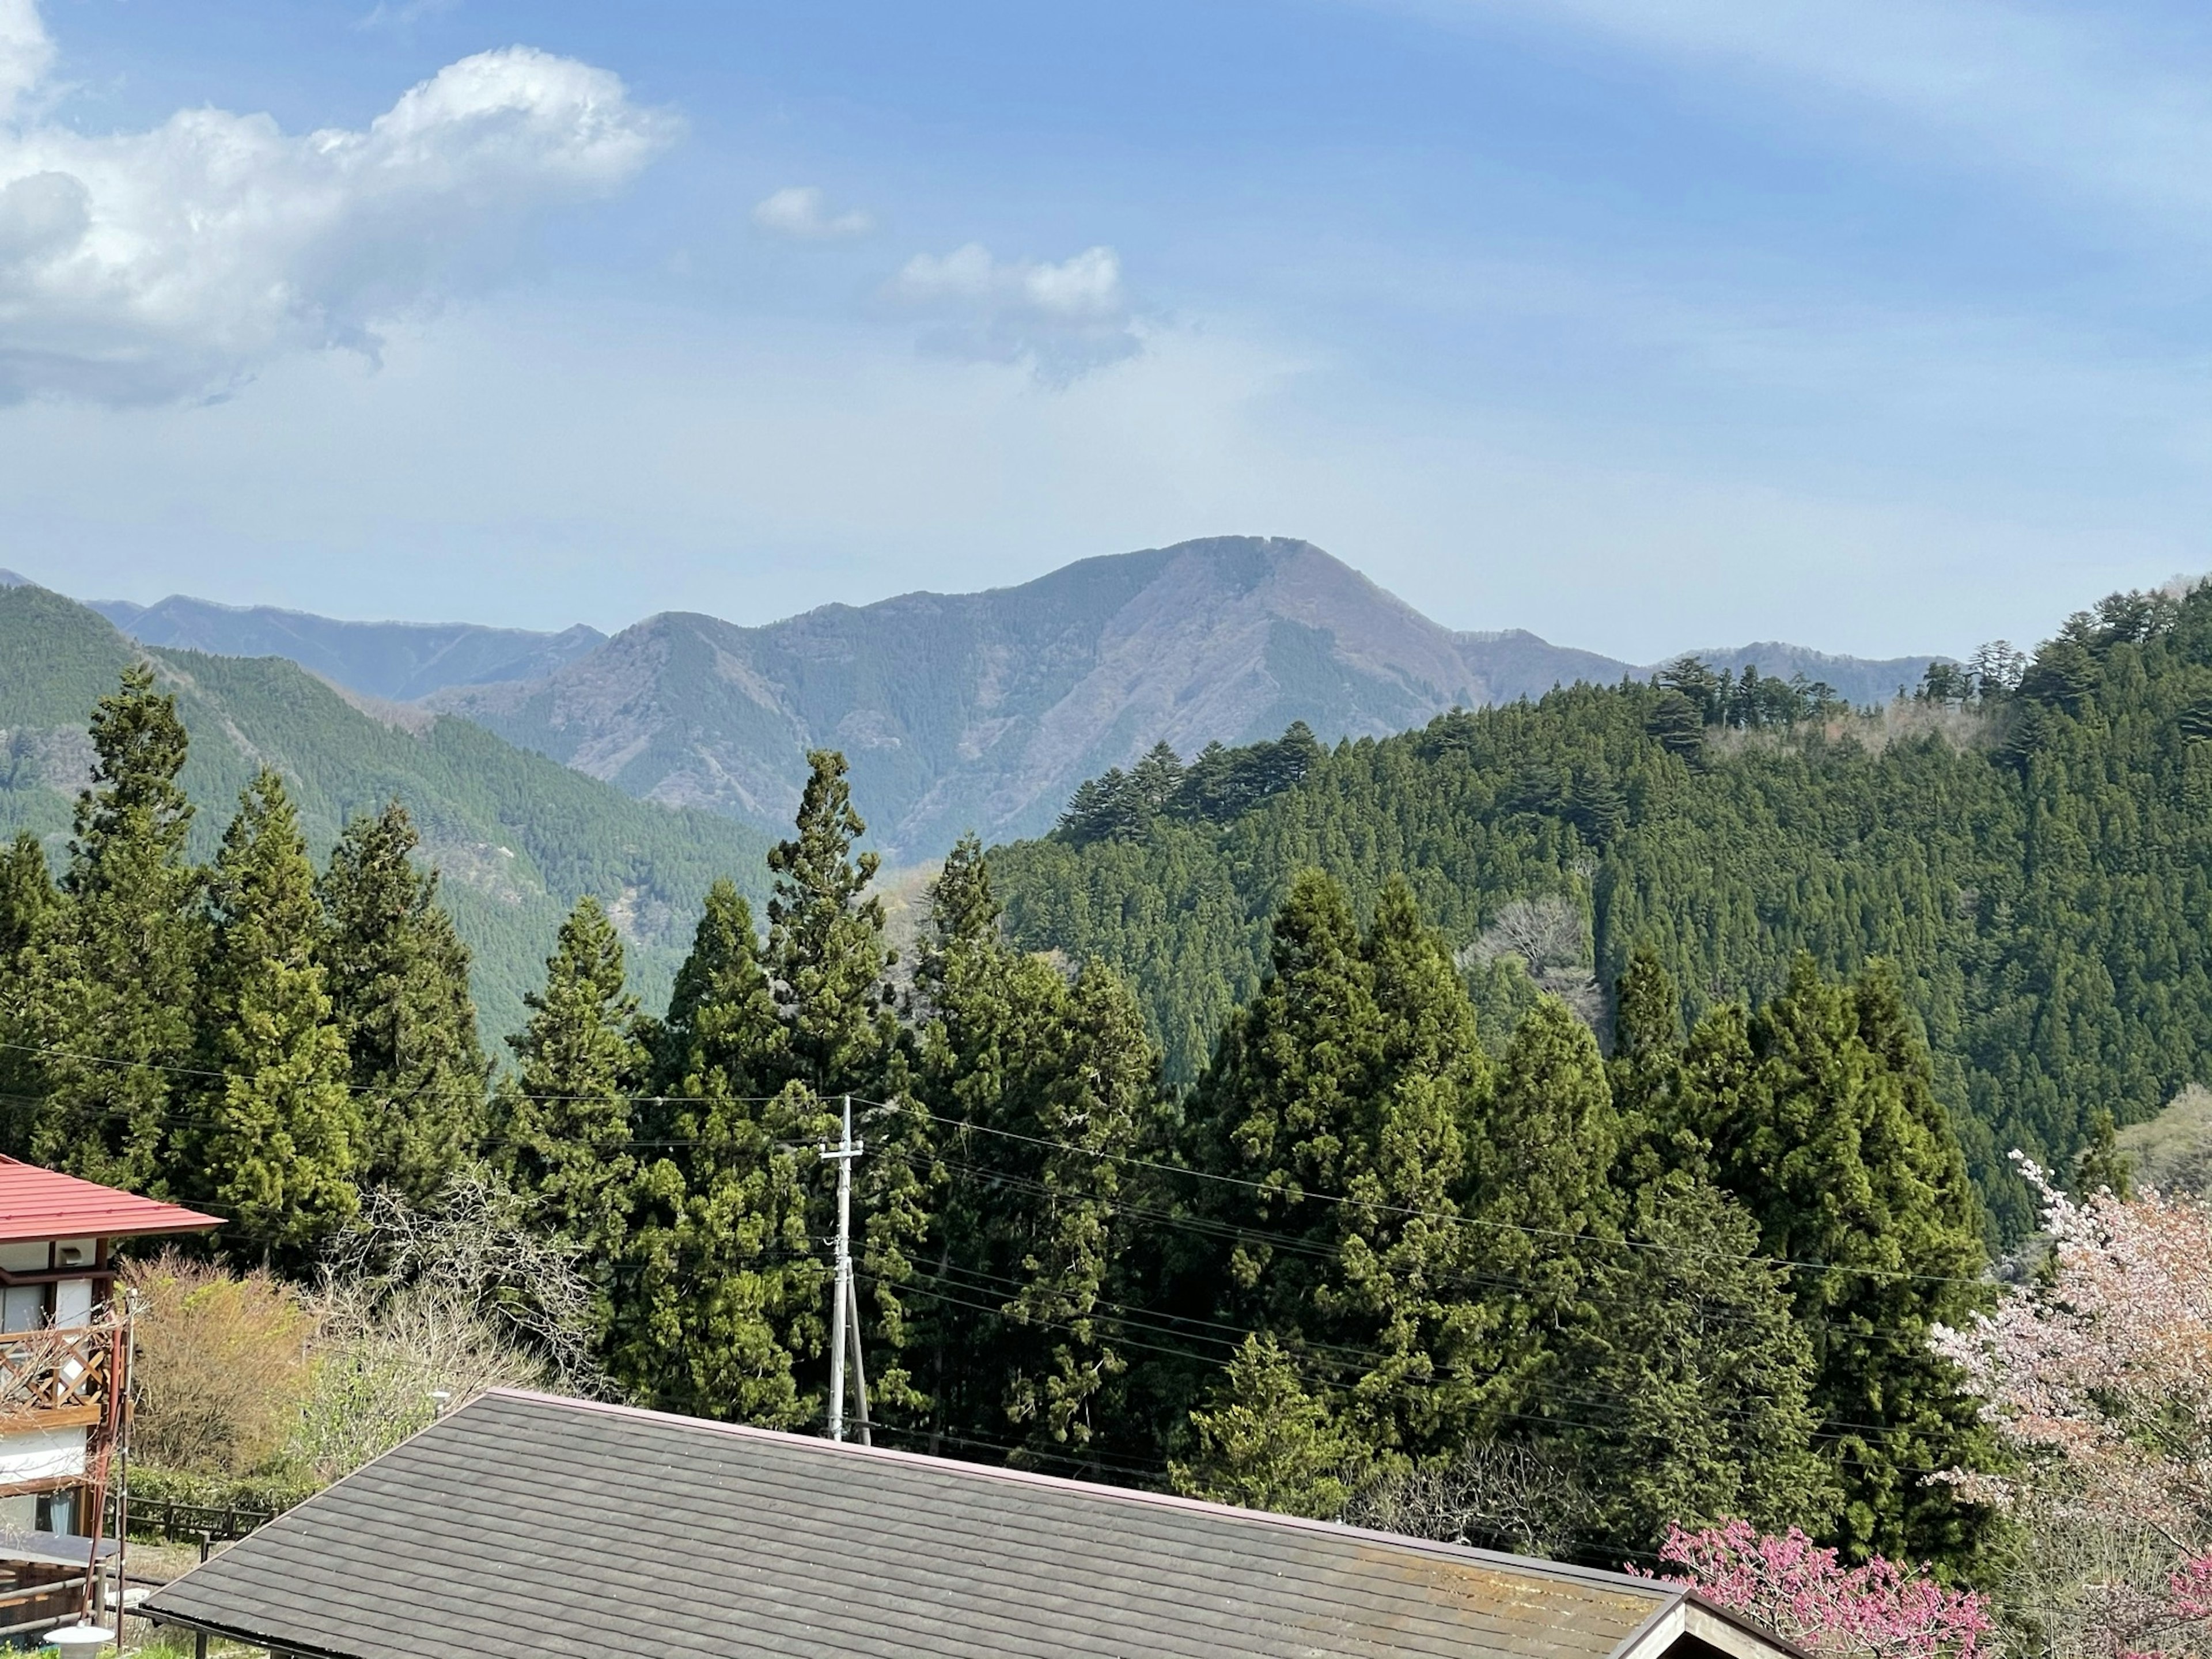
0, 1424, 85, 1488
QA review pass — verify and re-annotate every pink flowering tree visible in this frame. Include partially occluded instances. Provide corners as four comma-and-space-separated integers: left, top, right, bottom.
1646, 1520, 1993, 1659
1930, 1154, 2212, 1659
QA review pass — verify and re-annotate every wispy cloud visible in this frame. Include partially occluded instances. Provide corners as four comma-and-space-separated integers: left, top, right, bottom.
0, 0, 677, 404
751, 185, 872, 240
356, 0, 460, 35
1382, 0, 2212, 232
890, 243, 1141, 384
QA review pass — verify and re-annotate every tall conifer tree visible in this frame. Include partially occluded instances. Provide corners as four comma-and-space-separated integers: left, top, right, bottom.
0, 833, 54, 1133
1687, 955, 1994, 1570
1465, 995, 1623, 1432
498, 896, 647, 1335
317, 802, 488, 1200
1556, 1168, 1836, 1552
195, 769, 362, 1268
1003, 960, 1158, 1464
27, 664, 199, 1188
616, 880, 824, 1426
767, 751, 929, 1414
1185, 873, 1501, 1464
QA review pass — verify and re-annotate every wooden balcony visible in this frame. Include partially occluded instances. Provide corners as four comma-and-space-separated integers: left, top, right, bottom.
0, 1322, 117, 1433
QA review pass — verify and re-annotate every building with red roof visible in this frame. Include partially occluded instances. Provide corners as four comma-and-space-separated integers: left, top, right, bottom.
0, 1158, 217, 1637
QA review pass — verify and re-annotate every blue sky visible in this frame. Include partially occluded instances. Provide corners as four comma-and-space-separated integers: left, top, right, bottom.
0, 0, 2206, 660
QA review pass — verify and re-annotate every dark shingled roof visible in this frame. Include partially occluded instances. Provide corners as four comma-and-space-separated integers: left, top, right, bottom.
143, 1390, 1793, 1659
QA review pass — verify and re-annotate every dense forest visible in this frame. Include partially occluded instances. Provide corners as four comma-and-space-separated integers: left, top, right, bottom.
993, 586, 2212, 1241
0, 662, 2018, 1585
0, 582, 774, 1041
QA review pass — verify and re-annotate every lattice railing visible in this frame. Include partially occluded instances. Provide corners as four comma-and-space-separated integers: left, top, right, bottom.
0, 1320, 116, 1426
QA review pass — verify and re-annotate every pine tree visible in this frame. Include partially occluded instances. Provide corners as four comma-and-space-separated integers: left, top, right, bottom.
1557, 1169, 1836, 1553
26, 664, 200, 1189
195, 769, 363, 1268
498, 896, 647, 1335
317, 803, 488, 1202
1694, 956, 1994, 1570
1003, 960, 1157, 1463
0, 834, 54, 1137
1465, 995, 1624, 1433
765, 751, 929, 1416
766, 749, 896, 1095
1170, 1334, 1357, 1517
2073, 1106, 2133, 1199
1609, 945, 1684, 1139
615, 881, 824, 1426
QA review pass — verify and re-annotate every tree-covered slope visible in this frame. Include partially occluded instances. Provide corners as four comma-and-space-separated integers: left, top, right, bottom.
991, 584, 2212, 1242
0, 585, 771, 1044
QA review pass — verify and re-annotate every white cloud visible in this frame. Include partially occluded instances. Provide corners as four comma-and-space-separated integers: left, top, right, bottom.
0, 1, 50, 124
356, 0, 460, 33
0, 1, 676, 404
751, 185, 872, 240
890, 243, 1141, 383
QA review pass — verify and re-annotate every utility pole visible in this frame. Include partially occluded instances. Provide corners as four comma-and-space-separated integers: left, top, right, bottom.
821, 1094, 868, 1443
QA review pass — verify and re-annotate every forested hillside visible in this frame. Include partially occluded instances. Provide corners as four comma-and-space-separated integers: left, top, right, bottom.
993, 584, 2212, 1241
17, 683, 1995, 1580
0, 584, 771, 1041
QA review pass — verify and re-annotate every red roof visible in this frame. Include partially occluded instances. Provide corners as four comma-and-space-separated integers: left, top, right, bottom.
0, 1158, 220, 1245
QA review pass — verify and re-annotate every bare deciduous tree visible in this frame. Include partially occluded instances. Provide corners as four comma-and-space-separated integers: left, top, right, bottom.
1342, 1441, 1597, 1560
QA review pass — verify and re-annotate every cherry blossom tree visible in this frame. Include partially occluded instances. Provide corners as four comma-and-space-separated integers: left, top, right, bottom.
1933, 1154, 2212, 1659
1643, 1520, 1993, 1659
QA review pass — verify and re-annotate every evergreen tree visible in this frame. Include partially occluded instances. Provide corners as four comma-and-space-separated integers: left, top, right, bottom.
1003, 960, 1158, 1464
1609, 945, 1684, 1139
1169, 1334, 1357, 1517
0, 833, 51, 961
0, 834, 54, 1127
317, 802, 488, 1202
766, 752, 930, 1416
1557, 1169, 1836, 1553
766, 749, 897, 1095
25, 664, 200, 1188
1692, 956, 1994, 1571
615, 881, 824, 1426
911, 838, 1164, 1468
1182, 873, 1499, 1464
1185, 869, 1382, 1341
498, 896, 647, 1335
1332, 880, 1491, 1457
2072, 1106, 2133, 1200
194, 769, 362, 1268
1465, 996, 1623, 1434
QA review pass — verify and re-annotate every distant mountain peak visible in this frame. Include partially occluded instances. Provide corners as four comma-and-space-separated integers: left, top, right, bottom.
27, 537, 1944, 864
89, 595, 608, 703
431, 535, 1942, 861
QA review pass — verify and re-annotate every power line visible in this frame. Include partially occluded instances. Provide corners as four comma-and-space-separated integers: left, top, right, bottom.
885, 1097, 1990, 1291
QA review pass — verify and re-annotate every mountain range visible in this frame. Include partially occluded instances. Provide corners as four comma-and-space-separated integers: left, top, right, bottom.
0, 582, 770, 1046
86, 594, 605, 702
67, 538, 1939, 862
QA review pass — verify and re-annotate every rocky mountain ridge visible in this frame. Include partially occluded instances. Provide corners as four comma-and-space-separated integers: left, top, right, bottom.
429, 537, 1939, 859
